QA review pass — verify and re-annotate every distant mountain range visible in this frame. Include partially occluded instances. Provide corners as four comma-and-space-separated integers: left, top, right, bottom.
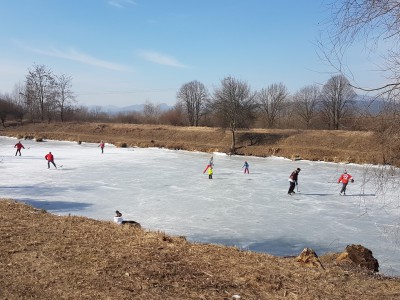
87, 103, 173, 114
352, 95, 385, 114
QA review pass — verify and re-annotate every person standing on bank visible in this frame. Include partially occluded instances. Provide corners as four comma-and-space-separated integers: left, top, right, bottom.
288, 168, 301, 195
45, 152, 57, 169
338, 170, 354, 195
14, 141, 25, 156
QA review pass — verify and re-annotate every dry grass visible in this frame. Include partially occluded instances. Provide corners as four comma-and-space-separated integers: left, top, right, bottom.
0, 122, 388, 166
1, 200, 399, 300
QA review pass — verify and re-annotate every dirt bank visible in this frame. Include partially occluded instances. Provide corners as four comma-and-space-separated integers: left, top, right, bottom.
1, 200, 399, 299
0, 122, 386, 165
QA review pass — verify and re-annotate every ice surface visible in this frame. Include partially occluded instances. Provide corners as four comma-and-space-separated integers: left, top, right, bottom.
1, 136, 399, 276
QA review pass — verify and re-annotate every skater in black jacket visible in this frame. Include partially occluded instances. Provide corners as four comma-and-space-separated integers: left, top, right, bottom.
288, 168, 301, 195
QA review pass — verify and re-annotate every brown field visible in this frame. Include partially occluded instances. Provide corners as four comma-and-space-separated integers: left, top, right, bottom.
0, 122, 387, 165
1, 122, 399, 299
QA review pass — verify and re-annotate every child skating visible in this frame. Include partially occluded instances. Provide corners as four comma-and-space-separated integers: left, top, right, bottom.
98, 140, 105, 154
203, 156, 214, 173
243, 161, 249, 174
208, 166, 213, 179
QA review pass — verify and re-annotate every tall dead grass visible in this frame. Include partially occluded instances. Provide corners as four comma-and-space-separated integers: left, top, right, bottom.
0, 122, 388, 166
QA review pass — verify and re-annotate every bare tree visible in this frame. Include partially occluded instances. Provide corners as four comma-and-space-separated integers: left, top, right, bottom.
55, 74, 75, 122
25, 64, 57, 121
321, 75, 356, 130
143, 101, 161, 124
323, 0, 400, 100
257, 83, 288, 128
0, 94, 11, 127
323, 0, 400, 164
211, 76, 257, 153
8, 83, 27, 124
0, 93, 23, 127
176, 80, 208, 126
293, 84, 321, 129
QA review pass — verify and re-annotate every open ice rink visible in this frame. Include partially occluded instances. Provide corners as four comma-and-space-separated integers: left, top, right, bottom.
1, 136, 399, 276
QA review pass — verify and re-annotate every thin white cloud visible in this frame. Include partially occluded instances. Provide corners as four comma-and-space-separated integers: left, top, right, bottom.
17, 42, 131, 72
137, 50, 188, 68
107, 0, 135, 8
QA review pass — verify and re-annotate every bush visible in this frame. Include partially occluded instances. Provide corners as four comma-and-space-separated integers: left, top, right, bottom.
116, 142, 128, 148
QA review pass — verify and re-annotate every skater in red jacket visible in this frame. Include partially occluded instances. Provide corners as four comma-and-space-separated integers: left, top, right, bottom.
14, 141, 25, 156
45, 152, 57, 169
338, 170, 354, 195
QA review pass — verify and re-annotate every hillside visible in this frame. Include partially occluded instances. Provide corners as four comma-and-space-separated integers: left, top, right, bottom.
1, 200, 400, 300
0, 122, 388, 166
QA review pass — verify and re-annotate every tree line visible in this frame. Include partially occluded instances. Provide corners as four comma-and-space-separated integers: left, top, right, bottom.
0, 65, 393, 132
0, 64, 75, 125
0, 63, 362, 129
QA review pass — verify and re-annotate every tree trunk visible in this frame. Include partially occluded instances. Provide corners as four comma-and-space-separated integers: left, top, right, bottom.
230, 129, 236, 153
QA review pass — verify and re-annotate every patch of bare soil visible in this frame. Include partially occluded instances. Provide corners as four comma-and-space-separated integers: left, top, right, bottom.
0, 122, 386, 165
1, 200, 399, 300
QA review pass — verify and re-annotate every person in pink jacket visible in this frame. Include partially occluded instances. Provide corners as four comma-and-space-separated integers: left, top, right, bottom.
98, 140, 105, 154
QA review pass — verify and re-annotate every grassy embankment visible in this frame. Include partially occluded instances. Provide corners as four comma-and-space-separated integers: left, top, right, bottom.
1, 200, 400, 300
0, 122, 385, 165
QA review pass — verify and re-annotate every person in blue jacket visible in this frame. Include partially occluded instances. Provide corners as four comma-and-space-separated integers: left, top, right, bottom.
243, 161, 249, 174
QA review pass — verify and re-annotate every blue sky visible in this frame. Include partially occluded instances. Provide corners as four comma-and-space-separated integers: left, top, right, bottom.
0, 0, 389, 107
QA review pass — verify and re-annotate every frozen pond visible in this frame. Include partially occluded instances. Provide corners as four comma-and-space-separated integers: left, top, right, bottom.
1, 136, 399, 276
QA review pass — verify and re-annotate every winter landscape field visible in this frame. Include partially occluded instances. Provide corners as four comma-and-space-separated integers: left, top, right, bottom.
1, 136, 399, 276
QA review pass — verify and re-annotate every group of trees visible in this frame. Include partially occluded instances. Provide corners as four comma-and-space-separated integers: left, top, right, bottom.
23, 64, 75, 122
323, 0, 400, 167
0, 64, 75, 125
1, 65, 361, 143
0, 65, 381, 153
176, 75, 358, 151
